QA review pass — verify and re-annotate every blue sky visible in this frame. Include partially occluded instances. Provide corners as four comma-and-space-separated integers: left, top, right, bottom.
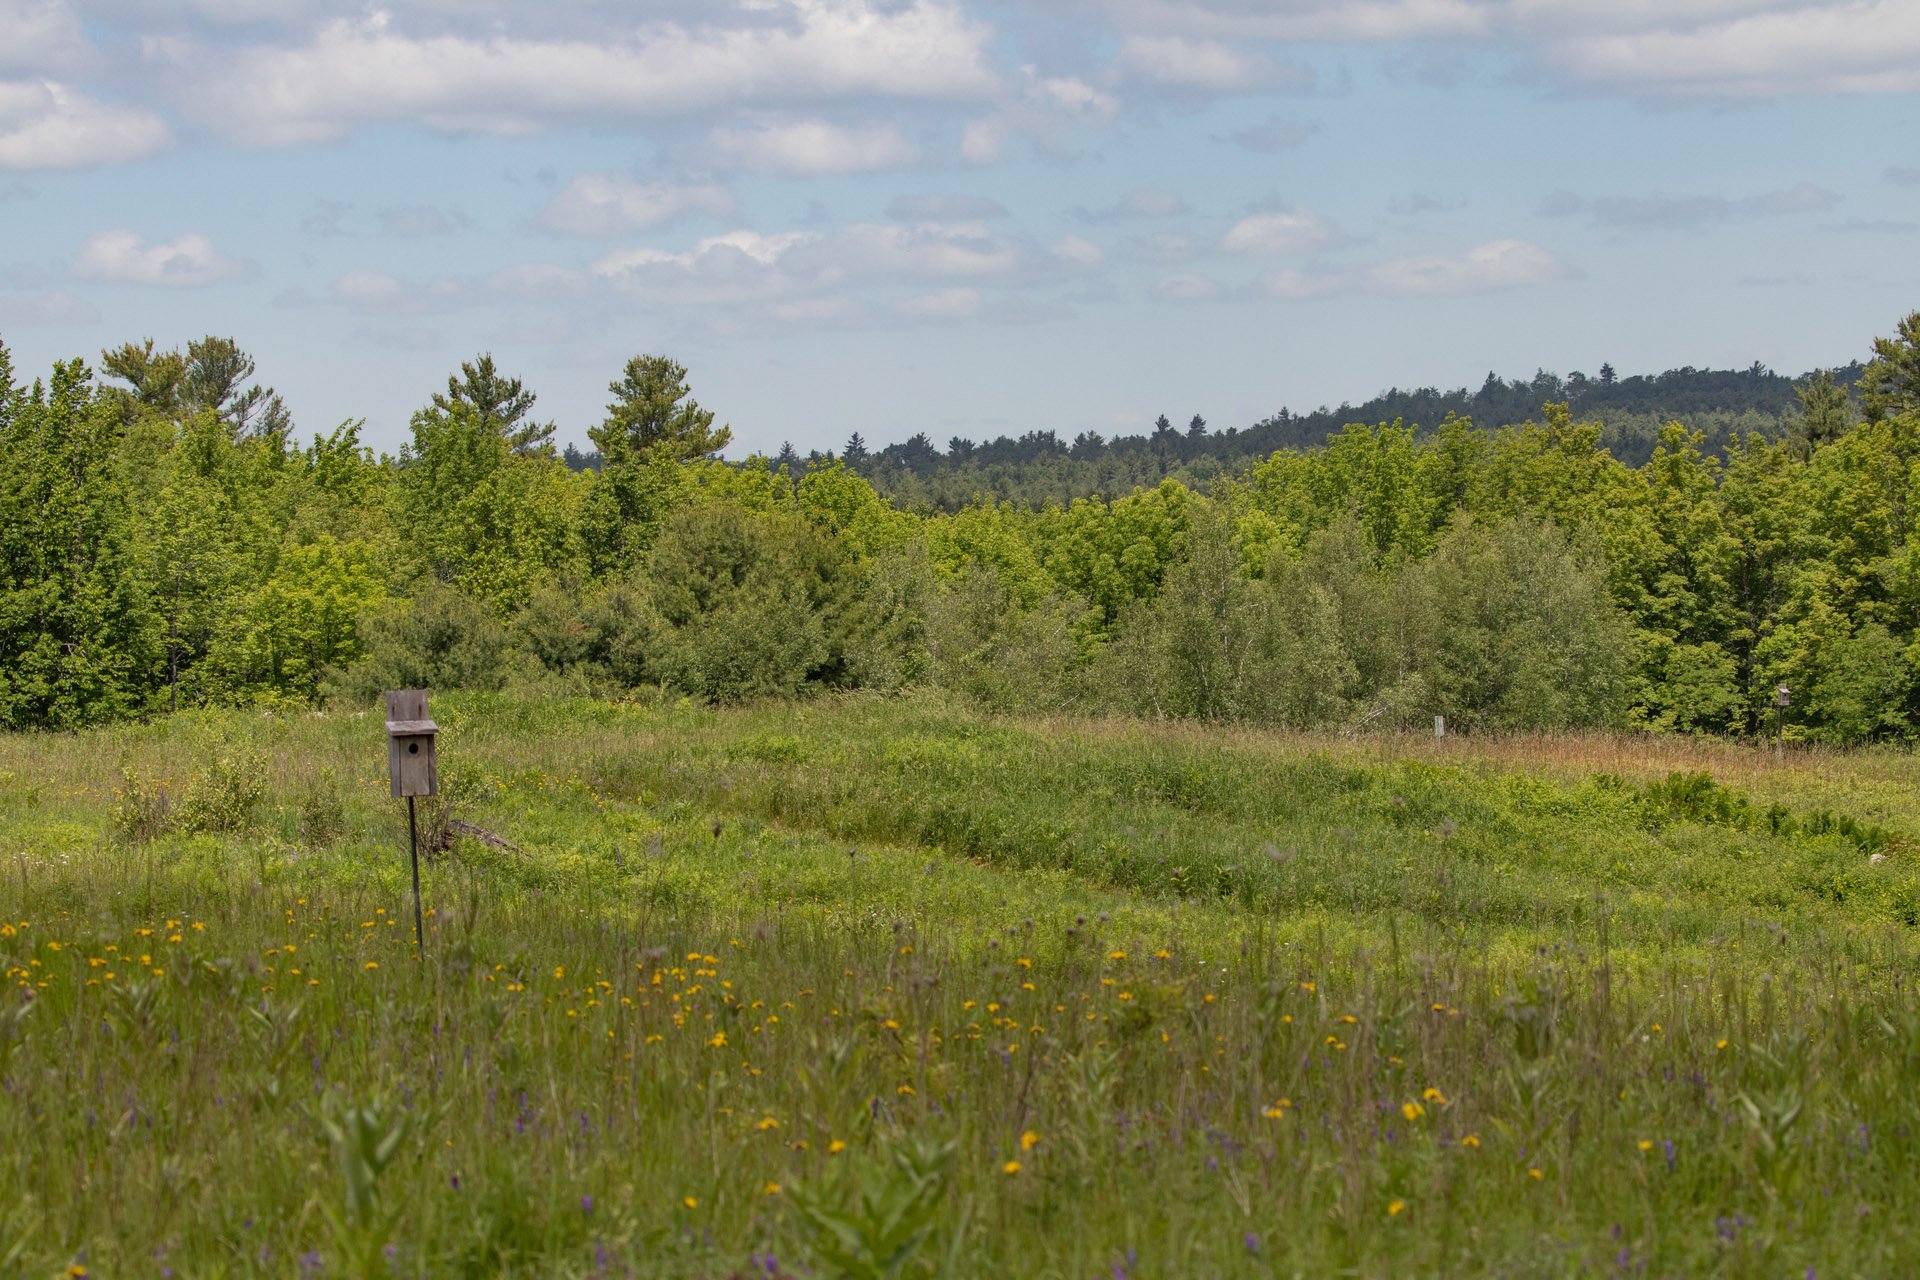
1, 0, 1916, 458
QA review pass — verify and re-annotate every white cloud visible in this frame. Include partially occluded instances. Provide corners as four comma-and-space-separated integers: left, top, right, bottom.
484, 262, 591, 300
1096, 0, 1920, 98
73, 229, 243, 286
895, 286, 981, 318
328, 267, 464, 313
588, 218, 1087, 317
158, 1, 1000, 144
0, 80, 171, 170
1092, 0, 1490, 43
1253, 265, 1345, 299
803, 222, 1027, 278
0, 0, 87, 73
1116, 34, 1250, 86
591, 230, 815, 306
959, 118, 1003, 163
1050, 234, 1105, 272
1027, 74, 1120, 119
1113, 34, 1308, 90
1539, 181, 1841, 228
1220, 209, 1333, 255
1366, 238, 1563, 295
0, 288, 98, 324
708, 118, 917, 176
1152, 271, 1225, 301
536, 176, 735, 237
1537, 0, 1920, 96
330, 268, 407, 308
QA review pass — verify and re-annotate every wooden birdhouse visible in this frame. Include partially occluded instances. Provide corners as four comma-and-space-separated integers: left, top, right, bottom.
385, 689, 439, 798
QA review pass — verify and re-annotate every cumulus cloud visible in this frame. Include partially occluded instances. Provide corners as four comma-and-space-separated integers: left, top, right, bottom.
1365, 238, 1563, 295
0, 80, 171, 170
73, 229, 244, 286
1113, 35, 1297, 90
1152, 270, 1226, 301
0, 288, 97, 325
895, 286, 981, 319
1536, 0, 1920, 97
156, 1, 1000, 145
1070, 186, 1188, 223
1050, 234, 1105, 272
0, 0, 87, 73
708, 119, 917, 176
1539, 181, 1840, 228
484, 262, 592, 300
1088, 0, 1491, 43
1220, 209, 1333, 255
585, 217, 1099, 322
956, 68, 1117, 166
329, 267, 464, 313
1094, 0, 1920, 98
536, 176, 735, 237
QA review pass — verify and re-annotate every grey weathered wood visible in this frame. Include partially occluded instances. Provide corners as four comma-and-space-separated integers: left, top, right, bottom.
385, 689, 438, 798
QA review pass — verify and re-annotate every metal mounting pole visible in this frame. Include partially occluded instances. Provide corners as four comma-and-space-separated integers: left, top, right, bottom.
409, 794, 424, 953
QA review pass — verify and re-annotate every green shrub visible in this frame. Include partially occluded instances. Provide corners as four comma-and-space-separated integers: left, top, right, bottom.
325, 582, 516, 703
176, 751, 265, 834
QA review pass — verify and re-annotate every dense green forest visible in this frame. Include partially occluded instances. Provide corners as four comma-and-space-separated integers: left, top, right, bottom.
2, 313, 1917, 741
564, 358, 1866, 510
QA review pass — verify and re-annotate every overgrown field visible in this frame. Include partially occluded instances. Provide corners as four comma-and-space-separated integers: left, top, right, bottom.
6, 695, 1920, 1277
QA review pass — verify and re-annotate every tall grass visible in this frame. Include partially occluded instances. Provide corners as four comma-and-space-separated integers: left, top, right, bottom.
3, 694, 1919, 1276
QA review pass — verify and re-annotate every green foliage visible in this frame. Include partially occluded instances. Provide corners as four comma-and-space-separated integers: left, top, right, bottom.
787, 1135, 956, 1280
9, 313, 1920, 740
922, 564, 1082, 712
640, 503, 839, 701
17, 698, 1920, 1275
592, 353, 731, 464
1861, 310, 1920, 423
0, 354, 159, 729
329, 582, 516, 703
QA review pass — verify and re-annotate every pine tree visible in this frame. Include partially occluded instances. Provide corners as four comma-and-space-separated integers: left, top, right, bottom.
183, 337, 290, 439
592, 355, 730, 464
843, 433, 869, 469
1794, 370, 1853, 453
1861, 311, 1920, 423
431, 353, 556, 456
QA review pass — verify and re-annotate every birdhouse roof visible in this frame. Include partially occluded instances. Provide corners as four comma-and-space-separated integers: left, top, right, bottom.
385, 719, 439, 736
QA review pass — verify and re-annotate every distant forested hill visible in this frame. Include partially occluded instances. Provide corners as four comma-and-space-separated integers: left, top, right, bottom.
562, 360, 1865, 510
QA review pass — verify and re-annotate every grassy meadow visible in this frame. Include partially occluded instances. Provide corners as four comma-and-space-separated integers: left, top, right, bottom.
6, 694, 1920, 1277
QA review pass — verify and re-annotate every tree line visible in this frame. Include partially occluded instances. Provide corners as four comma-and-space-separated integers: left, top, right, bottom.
1, 312, 1917, 742
563, 359, 1863, 511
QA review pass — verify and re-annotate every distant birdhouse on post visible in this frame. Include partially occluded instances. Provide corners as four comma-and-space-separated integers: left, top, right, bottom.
1773, 684, 1790, 759
385, 689, 437, 953
385, 689, 438, 798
